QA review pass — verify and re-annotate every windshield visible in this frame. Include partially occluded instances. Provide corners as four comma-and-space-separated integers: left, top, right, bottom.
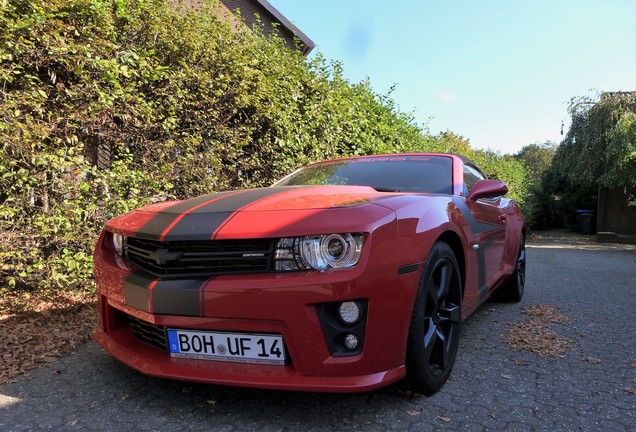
274, 156, 453, 194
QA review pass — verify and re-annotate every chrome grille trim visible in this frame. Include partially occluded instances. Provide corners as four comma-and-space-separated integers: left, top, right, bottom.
125, 238, 276, 277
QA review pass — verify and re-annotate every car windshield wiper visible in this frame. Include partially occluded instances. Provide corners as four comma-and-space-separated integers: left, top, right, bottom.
372, 187, 401, 192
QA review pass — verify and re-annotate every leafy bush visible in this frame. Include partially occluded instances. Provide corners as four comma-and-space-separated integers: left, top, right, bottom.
430, 132, 532, 207
0, 0, 533, 295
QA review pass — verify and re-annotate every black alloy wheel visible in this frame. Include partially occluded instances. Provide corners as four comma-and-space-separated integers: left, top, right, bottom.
406, 241, 462, 394
494, 233, 526, 302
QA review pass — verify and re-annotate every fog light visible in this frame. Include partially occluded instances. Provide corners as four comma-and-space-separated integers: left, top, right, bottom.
343, 334, 359, 351
338, 301, 361, 324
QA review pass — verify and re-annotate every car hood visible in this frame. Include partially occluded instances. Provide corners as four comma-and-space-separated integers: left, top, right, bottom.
157, 186, 378, 213
106, 186, 404, 241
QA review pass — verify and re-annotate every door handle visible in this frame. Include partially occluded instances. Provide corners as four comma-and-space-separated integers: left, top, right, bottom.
498, 215, 507, 222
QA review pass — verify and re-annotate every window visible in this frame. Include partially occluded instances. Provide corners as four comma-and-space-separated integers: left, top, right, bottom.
462, 165, 485, 195
275, 156, 453, 195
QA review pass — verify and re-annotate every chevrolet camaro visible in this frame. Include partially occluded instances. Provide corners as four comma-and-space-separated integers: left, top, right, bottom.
93, 153, 526, 394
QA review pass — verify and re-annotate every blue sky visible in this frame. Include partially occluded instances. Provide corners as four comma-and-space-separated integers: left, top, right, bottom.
269, 0, 636, 154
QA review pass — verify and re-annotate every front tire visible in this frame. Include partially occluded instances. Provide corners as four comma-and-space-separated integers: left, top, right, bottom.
494, 233, 526, 302
405, 241, 462, 394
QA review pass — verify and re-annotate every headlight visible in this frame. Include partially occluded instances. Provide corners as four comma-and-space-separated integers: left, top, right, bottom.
275, 233, 363, 271
112, 232, 127, 256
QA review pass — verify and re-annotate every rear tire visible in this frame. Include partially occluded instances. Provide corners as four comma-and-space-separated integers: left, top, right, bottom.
405, 241, 462, 394
494, 234, 526, 302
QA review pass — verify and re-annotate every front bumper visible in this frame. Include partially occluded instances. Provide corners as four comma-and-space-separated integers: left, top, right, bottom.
93, 219, 423, 392
94, 261, 418, 392
93, 305, 405, 393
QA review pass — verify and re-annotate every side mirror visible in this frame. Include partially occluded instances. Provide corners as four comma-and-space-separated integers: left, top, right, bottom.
467, 179, 508, 201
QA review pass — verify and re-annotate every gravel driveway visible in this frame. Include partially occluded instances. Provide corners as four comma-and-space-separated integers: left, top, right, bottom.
1, 235, 635, 431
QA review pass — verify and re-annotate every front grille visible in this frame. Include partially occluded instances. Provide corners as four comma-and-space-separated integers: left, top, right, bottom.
129, 317, 167, 351
126, 237, 276, 277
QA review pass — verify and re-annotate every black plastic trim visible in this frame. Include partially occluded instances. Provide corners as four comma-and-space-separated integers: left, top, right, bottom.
397, 263, 420, 275
315, 300, 368, 357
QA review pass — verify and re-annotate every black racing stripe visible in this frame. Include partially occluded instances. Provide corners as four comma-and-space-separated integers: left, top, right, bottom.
474, 220, 506, 235
397, 263, 420, 275
134, 212, 183, 241
135, 191, 238, 241
124, 271, 155, 312
161, 212, 232, 241
140, 188, 288, 241
165, 191, 239, 214
208, 188, 290, 238
453, 197, 489, 297
453, 197, 510, 234
151, 279, 207, 317
477, 238, 496, 300
191, 187, 287, 214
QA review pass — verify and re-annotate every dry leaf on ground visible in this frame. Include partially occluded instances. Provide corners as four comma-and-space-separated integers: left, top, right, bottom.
0, 291, 97, 385
503, 304, 575, 356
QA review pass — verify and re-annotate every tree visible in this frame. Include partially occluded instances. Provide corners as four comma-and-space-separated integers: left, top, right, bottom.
513, 142, 559, 229
431, 132, 532, 207
515, 141, 558, 187
549, 92, 636, 191
544, 92, 636, 228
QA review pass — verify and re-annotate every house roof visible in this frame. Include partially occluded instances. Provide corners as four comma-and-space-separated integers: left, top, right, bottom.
249, 0, 315, 55
254, 0, 314, 54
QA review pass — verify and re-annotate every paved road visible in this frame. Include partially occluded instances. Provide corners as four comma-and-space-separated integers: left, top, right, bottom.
1, 239, 635, 431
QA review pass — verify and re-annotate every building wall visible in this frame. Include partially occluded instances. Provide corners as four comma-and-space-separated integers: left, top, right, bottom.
597, 187, 636, 236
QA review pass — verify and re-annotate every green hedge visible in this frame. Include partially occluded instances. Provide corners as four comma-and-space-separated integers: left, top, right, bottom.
0, 0, 532, 294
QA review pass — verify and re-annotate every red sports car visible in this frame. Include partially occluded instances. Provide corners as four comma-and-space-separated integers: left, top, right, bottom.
93, 153, 526, 394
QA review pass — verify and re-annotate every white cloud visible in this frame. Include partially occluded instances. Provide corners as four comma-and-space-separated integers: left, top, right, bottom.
437, 91, 460, 103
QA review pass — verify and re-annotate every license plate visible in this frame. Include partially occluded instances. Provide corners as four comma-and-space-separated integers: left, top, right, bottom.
167, 329, 286, 365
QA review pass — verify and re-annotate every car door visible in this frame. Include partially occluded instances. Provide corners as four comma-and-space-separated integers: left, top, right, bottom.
462, 165, 507, 294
